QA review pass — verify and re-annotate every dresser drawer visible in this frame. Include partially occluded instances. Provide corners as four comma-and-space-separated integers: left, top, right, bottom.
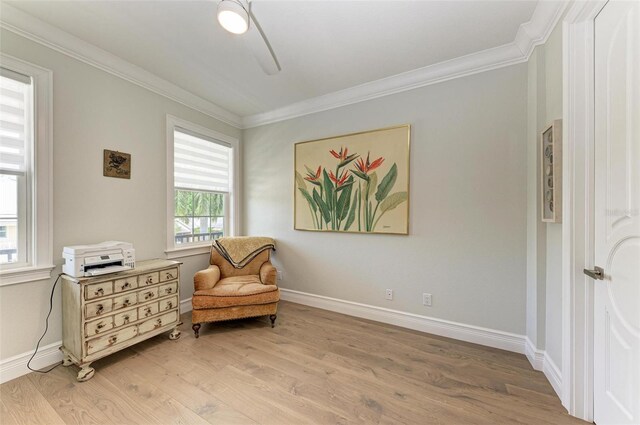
113, 293, 137, 310
138, 311, 178, 335
138, 302, 159, 319
84, 317, 114, 337
86, 326, 138, 355
159, 296, 178, 312
140, 272, 159, 286
158, 282, 178, 297
137, 287, 158, 303
159, 268, 178, 282
86, 299, 113, 319
114, 277, 138, 293
114, 309, 137, 327
85, 281, 113, 300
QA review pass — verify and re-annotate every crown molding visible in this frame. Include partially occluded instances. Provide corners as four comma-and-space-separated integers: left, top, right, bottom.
0, 1, 569, 130
242, 1, 569, 128
0, 3, 243, 129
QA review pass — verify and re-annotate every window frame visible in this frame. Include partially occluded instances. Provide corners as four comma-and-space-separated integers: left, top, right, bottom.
0, 54, 54, 286
165, 115, 240, 259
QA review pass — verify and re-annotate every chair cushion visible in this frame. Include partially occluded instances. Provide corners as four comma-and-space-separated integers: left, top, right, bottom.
192, 275, 279, 309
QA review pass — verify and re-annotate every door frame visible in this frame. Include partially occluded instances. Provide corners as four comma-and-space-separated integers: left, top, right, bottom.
561, 1, 608, 421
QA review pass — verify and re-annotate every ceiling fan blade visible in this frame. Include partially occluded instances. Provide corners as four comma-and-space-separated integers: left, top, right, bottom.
246, 9, 281, 75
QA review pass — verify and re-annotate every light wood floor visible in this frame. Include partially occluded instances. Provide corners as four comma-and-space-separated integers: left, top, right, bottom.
1, 301, 588, 425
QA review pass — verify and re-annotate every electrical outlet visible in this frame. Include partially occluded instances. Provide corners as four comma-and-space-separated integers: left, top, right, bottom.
385, 289, 393, 300
277, 270, 283, 281
423, 293, 432, 307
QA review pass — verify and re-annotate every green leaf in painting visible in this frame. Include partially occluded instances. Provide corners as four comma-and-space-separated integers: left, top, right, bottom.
295, 171, 308, 190
313, 188, 331, 223
298, 188, 317, 212
322, 169, 334, 210
379, 191, 408, 213
375, 163, 398, 202
336, 184, 352, 221
368, 172, 378, 198
344, 189, 358, 230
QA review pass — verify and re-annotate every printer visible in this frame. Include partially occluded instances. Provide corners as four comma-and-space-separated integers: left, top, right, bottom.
63, 241, 135, 277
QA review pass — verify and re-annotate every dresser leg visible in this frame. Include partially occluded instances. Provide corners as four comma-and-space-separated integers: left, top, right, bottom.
77, 365, 95, 382
62, 354, 74, 367
192, 323, 201, 338
169, 327, 181, 340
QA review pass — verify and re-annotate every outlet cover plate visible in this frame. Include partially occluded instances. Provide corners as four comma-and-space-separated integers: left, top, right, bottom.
423, 293, 432, 306
385, 289, 393, 300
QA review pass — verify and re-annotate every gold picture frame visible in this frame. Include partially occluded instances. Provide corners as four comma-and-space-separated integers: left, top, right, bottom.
294, 125, 410, 235
103, 149, 131, 179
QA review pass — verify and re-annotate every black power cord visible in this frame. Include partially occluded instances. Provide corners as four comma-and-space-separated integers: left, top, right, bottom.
26, 273, 63, 373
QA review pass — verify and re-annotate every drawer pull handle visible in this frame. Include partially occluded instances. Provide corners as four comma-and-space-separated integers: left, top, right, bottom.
144, 308, 152, 317
166, 273, 174, 279
123, 315, 130, 324
145, 292, 154, 300
96, 304, 104, 314
121, 282, 131, 290
122, 299, 130, 307
167, 301, 173, 309
108, 336, 118, 345
95, 288, 104, 296
154, 319, 162, 329
96, 321, 105, 330
146, 277, 153, 284
165, 288, 173, 294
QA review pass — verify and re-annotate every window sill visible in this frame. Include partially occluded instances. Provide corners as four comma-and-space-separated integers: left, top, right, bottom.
165, 245, 211, 260
0, 264, 56, 287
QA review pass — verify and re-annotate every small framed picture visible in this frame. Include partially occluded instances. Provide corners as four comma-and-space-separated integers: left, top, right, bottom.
103, 149, 131, 179
541, 120, 562, 223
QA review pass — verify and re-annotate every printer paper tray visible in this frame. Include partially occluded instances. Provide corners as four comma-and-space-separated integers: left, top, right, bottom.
86, 265, 133, 276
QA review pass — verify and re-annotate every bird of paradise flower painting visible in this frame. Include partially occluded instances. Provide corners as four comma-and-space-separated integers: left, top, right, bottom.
294, 125, 410, 234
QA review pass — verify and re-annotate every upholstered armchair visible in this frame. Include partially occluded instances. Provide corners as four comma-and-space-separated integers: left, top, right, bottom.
191, 239, 280, 338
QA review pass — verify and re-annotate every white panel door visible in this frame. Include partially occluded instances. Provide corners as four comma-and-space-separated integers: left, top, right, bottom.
593, 1, 640, 424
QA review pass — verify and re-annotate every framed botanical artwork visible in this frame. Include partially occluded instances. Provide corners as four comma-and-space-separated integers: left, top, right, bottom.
540, 120, 562, 223
294, 125, 410, 235
103, 149, 131, 179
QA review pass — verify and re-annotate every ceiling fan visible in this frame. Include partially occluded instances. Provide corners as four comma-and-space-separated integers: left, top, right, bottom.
217, 0, 281, 75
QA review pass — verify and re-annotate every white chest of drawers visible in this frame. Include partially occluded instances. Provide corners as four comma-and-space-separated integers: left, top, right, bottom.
61, 259, 182, 381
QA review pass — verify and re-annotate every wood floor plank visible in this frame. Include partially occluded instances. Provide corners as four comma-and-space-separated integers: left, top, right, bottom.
122, 352, 258, 425
0, 376, 64, 425
2, 301, 588, 425
0, 399, 19, 425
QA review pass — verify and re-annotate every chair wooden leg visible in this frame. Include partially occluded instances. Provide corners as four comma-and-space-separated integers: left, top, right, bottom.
269, 314, 277, 328
192, 323, 201, 338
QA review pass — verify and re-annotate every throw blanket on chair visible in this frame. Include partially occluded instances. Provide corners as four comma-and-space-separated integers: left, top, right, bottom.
213, 236, 276, 268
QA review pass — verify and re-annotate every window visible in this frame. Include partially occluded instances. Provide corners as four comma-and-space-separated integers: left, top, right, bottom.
0, 56, 53, 285
0, 69, 32, 266
166, 116, 238, 256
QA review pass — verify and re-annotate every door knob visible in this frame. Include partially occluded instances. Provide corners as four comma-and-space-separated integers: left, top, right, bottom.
584, 266, 605, 280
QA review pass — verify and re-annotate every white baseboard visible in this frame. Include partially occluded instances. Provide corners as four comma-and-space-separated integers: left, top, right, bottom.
525, 337, 546, 370
0, 341, 63, 384
180, 297, 192, 313
279, 288, 526, 354
543, 352, 562, 397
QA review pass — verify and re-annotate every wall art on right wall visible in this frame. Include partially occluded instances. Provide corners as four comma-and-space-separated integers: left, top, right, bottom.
541, 119, 562, 223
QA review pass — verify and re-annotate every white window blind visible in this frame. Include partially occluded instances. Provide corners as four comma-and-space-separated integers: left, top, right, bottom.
0, 69, 31, 176
173, 128, 231, 193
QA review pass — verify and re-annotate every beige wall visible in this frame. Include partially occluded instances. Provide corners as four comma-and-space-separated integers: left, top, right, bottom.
526, 21, 564, 368
243, 64, 529, 334
0, 29, 240, 360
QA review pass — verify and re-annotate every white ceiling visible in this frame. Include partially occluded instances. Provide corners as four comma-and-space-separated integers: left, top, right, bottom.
6, 0, 539, 118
